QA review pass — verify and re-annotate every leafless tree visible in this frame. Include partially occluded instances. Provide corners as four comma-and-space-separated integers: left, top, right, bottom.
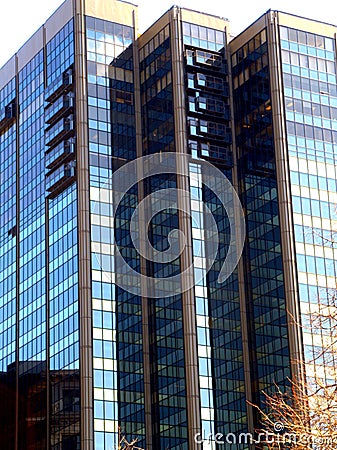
251, 230, 337, 449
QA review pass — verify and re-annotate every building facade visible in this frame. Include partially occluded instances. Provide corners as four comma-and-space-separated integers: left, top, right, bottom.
230, 8, 337, 403
0, 1, 336, 449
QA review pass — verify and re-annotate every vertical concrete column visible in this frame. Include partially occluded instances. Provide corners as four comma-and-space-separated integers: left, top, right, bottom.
73, 0, 94, 449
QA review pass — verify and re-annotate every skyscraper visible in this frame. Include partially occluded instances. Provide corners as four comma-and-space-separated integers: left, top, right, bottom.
0, 2, 336, 450
230, 7, 337, 407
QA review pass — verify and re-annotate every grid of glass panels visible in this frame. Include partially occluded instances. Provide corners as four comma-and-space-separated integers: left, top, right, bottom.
144, 176, 187, 450
280, 26, 337, 381
48, 184, 79, 449
140, 26, 189, 450
183, 21, 231, 164
0, 17, 77, 450
0, 77, 17, 448
86, 16, 145, 450
182, 22, 226, 51
46, 19, 74, 86
0, 78, 16, 371
184, 21, 246, 441
140, 25, 174, 155
17, 50, 47, 449
45, 20, 79, 450
114, 187, 144, 443
18, 51, 45, 365
232, 29, 291, 409
200, 166, 246, 441
190, 163, 215, 445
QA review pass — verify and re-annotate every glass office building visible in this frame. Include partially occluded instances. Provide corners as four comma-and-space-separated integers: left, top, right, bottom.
230, 8, 337, 434
1, 1, 337, 449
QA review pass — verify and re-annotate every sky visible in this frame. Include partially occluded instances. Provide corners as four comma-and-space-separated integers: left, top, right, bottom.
1, 0, 337, 68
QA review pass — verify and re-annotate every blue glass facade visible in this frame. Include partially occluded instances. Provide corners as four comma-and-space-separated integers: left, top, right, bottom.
1, 3, 337, 450
183, 21, 248, 444
18, 48, 47, 450
232, 28, 291, 408
86, 15, 143, 450
0, 12, 79, 450
140, 26, 189, 450
0, 77, 17, 449
230, 9, 337, 438
45, 20, 80, 450
280, 26, 337, 380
